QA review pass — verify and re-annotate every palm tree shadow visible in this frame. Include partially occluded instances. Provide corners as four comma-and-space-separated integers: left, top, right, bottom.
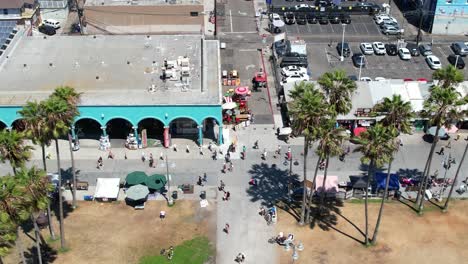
308, 197, 365, 245
397, 195, 419, 213
275, 199, 301, 222
51, 192, 74, 221
245, 163, 299, 206
24, 241, 58, 264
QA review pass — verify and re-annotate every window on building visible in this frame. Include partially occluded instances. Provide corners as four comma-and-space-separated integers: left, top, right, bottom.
3, 9, 8, 15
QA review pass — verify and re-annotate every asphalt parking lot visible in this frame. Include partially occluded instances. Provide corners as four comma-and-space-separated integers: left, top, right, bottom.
306, 42, 468, 80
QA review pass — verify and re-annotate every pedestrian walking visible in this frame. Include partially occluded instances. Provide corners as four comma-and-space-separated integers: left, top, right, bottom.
141, 152, 146, 162
446, 140, 452, 149
186, 145, 190, 153
159, 210, 166, 220
197, 176, 203, 186
97, 156, 103, 169
455, 134, 461, 141
223, 191, 231, 201
223, 223, 230, 234
219, 180, 225, 191
203, 173, 207, 182
108, 150, 114, 159
253, 140, 259, 149
173, 144, 178, 152
208, 142, 213, 151
212, 150, 218, 160
160, 152, 164, 160
222, 162, 227, 173
229, 162, 233, 172
438, 147, 445, 155
262, 148, 267, 160
124, 152, 127, 160
199, 146, 203, 155
149, 153, 154, 168
235, 253, 245, 263
276, 145, 281, 155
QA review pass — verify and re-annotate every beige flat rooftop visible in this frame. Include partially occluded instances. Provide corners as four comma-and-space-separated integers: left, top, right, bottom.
0, 34, 220, 106
85, 0, 202, 6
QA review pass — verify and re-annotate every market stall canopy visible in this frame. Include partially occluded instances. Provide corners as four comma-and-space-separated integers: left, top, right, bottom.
125, 171, 148, 186
443, 125, 458, 134
235, 86, 249, 95
427, 126, 447, 137
375, 173, 400, 191
95, 178, 120, 200
349, 176, 368, 189
353, 126, 367, 137
279, 127, 292, 136
126, 184, 150, 201
222, 102, 237, 110
146, 174, 167, 190
315, 175, 339, 193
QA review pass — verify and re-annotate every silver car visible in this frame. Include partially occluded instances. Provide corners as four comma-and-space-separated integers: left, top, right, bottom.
451, 42, 468, 56
381, 26, 400, 35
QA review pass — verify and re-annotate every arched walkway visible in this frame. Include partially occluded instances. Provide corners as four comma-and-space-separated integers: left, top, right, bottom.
11, 119, 26, 132
106, 118, 134, 139
169, 117, 199, 145
75, 118, 102, 140
0, 121, 7, 130
138, 118, 165, 147
201, 117, 221, 144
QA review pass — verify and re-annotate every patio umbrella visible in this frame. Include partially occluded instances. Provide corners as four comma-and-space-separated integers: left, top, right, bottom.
125, 171, 148, 186
222, 102, 237, 110
443, 125, 458, 134
427, 126, 447, 137
145, 174, 167, 191
235, 86, 249, 96
353, 127, 367, 137
272, 20, 285, 28
126, 184, 149, 201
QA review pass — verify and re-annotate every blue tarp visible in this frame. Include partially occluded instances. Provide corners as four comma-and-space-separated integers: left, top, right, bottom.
375, 172, 400, 191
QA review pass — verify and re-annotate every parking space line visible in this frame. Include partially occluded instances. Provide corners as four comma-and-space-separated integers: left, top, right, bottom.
352, 23, 357, 34
363, 23, 370, 35
319, 24, 323, 33
229, 10, 233, 32
330, 24, 335, 33
306, 22, 311, 33
438, 46, 448, 58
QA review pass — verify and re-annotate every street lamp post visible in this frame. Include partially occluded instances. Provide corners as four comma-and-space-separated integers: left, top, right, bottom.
340, 24, 346, 62
455, 55, 460, 68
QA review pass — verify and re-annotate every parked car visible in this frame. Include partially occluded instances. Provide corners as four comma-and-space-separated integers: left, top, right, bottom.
352, 53, 366, 67
318, 16, 329, 25
281, 73, 310, 85
360, 43, 374, 55
307, 13, 317, 24
340, 14, 351, 24
398, 48, 411, 60
379, 21, 399, 29
419, 44, 433, 56
273, 40, 288, 57
381, 26, 400, 35
450, 42, 468, 56
375, 15, 397, 25
360, 77, 372, 82
43, 19, 61, 29
281, 65, 308, 76
372, 42, 386, 55
284, 12, 295, 25
385, 44, 398, 56
447, 54, 465, 69
375, 77, 386, 81
269, 13, 282, 23
279, 57, 308, 68
426, 55, 442, 69
38, 24, 56, 36
406, 43, 420, 56
295, 4, 311, 10
329, 13, 340, 24
337, 42, 351, 57
296, 13, 307, 25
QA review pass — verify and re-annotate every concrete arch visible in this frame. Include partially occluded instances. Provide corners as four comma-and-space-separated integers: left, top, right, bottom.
201, 116, 222, 125
0, 119, 7, 130
105, 116, 135, 127
74, 116, 103, 127
11, 119, 26, 132
136, 116, 166, 127
167, 116, 200, 126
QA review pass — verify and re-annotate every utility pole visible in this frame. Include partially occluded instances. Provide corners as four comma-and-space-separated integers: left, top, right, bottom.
416, 1, 424, 46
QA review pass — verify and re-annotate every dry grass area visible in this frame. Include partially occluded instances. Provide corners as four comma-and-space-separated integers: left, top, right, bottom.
277, 200, 468, 264
5, 200, 216, 264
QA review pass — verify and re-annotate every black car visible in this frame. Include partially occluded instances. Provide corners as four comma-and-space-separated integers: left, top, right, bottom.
328, 13, 340, 24
447, 54, 465, 69
340, 14, 351, 24
385, 44, 398, 56
337, 42, 351, 57
284, 12, 295, 25
296, 13, 307, 25
307, 13, 317, 24
318, 16, 329, 25
406, 43, 420, 56
38, 24, 56, 36
316, 0, 332, 7
352, 53, 366, 67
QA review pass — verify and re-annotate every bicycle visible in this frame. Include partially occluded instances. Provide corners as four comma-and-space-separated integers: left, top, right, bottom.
160, 246, 174, 260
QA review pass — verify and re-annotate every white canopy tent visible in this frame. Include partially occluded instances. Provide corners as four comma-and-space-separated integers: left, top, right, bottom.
94, 178, 120, 201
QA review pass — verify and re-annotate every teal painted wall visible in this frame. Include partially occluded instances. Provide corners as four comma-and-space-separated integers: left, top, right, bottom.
0, 105, 222, 128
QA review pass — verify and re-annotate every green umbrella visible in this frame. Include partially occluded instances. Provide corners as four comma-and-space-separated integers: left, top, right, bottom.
146, 174, 167, 191
126, 184, 149, 201
126, 171, 148, 186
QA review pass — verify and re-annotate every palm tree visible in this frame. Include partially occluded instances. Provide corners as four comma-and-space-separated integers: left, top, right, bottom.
289, 82, 329, 225
18, 101, 56, 240
317, 70, 357, 116
42, 96, 71, 249
371, 95, 413, 244
51, 86, 81, 209
432, 65, 464, 89
354, 124, 396, 246
0, 130, 33, 174
15, 166, 53, 264
416, 86, 466, 213
443, 143, 467, 211
0, 208, 18, 262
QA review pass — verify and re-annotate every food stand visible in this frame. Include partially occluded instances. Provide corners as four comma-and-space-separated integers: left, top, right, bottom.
125, 133, 138, 150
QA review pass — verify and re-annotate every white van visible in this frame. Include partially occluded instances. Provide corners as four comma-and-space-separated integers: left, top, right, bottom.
43, 19, 61, 29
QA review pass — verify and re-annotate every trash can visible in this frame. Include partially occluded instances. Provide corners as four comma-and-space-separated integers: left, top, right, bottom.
172, 190, 178, 200
200, 191, 206, 200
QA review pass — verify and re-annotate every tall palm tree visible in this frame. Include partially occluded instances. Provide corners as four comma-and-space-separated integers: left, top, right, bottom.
432, 65, 464, 89
289, 82, 329, 225
354, 124, 396, 246
0, 130, 33, 174
51, 86, 81, 209
416, 86, 466, 213
42, 96, 71, 249
18, 101, 56, 240
443, 143, 467, 211
371, 95, 413, 244
0, 214, 17, 262
317, 70, 357, 116
15, 166, 53, 264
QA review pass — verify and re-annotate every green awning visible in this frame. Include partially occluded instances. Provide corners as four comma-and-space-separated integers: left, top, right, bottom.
126, 184, 149, 201
125, 171, 148, 186
145, 174, 167, 190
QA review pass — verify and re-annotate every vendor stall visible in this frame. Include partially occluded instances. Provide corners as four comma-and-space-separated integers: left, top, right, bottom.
94, 178, 120, 202
125, 133, 138, 150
